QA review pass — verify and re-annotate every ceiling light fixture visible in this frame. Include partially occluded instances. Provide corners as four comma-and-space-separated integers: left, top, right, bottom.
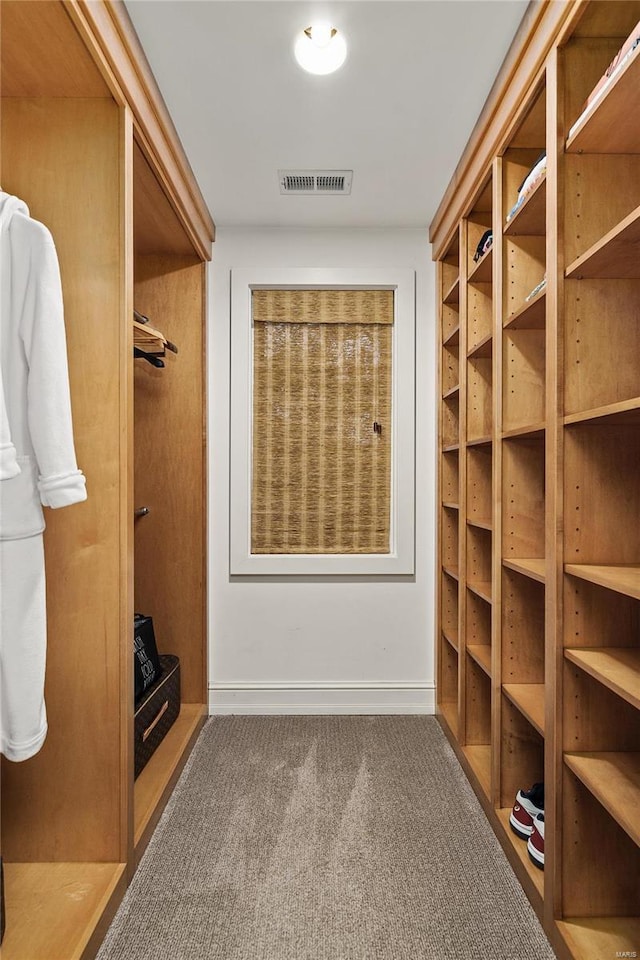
294, 22, 347, 76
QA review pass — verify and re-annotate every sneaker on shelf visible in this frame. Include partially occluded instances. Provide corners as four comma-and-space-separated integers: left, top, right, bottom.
527, 813, 545, 869
509, 781, 544, 840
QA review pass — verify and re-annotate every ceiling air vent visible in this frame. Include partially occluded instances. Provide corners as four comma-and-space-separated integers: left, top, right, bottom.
279, 170, 353, 196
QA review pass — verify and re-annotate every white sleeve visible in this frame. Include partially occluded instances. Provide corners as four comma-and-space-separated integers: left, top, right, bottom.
19, 222, 87, 508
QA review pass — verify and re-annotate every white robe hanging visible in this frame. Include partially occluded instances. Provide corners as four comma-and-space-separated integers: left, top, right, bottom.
0, 191, 86, 539
0, 191, 86, 761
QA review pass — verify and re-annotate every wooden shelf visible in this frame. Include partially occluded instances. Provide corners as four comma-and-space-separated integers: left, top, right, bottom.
468, 246, 493, 284
443, 277, 460, 304
442, 442, 460, 453
442, 501, 460, 511
467, 517, 492, 532
462, 744, 491, 796
443, 323, 460, 347
564, 751, 640, 847
467, 580, 492, 604
496, 808, 544, 900
565, 564, 640, 601
467, 333, 493, 359
558, 917, 640, 960
501, 423, 545, 440
134, 703, 206, 857
564, 396, 640, 427
439, 700, 458, 738
566, 204, 640, 280
442, 564, 460, 582
502, 683, 545, 736
467, 644, 491, 676
466, 435, 492, 448
566, 40, 640, 154
565, 647, 640, 711
503, 557, 545, 584
503, 287, 546, 330
443, 383, 460, 400
2, 862, 126, 960
442, 628, 459, 652
503, 175, 546, 237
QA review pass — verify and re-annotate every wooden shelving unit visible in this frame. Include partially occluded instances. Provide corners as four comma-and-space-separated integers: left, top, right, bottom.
433, 8, 640, 953
0, 3, 214, 957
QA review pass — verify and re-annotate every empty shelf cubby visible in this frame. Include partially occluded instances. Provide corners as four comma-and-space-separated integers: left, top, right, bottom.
466, 443, 492, 527
502, 567, 545, 684
502, 435, 545, 560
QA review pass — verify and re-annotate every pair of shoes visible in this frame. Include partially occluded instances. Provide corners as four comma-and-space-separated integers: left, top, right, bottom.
527, 813, 544, 870
509, 782, 545, 868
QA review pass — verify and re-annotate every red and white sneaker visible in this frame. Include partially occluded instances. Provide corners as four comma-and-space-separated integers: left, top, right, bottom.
527, 813, 544, 869
509, 782, 544, 840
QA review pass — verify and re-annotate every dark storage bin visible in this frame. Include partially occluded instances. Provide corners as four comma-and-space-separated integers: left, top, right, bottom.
134, 654, 180, 779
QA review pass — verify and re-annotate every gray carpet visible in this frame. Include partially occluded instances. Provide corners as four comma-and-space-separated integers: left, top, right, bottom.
98, 716, 556, 960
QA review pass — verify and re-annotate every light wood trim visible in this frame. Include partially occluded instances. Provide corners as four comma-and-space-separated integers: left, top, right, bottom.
468, 644, 492, 676
503, 286, 546, 329
443, 276, 460, 305
565, 648, 640, 711
1, 862, 126, 960
501, 422, 546, 440
502, 682, 545, 735
503, 557, 546, 583
439, 699, 459, 738
468, 246, 493, 284
467, 580, 493, 604
563, 396, 640, 426
442, 383, 460, 400
443, 323, 460, 347
564, 752, 640, 847
496, 808, 545, 899
565, 203, 640, 279
462, 744, 491, 796
565, 564, 640, 600
442, 628, 459, 652
66, 1, 215, 260
467, 517, 492, 532
466, 436, 492, 448
430, 0, 580, 257
566, 40, 640, 154
558, 917, 640, 960
134, 704, 206, 859
467, 333, 493, 360
503, 174, 547, 237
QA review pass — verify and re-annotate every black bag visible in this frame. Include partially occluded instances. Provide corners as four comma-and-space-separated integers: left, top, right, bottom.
134, 614, 162, 704
134, 654, 181, 778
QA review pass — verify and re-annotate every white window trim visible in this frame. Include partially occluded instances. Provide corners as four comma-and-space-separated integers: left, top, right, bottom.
230, 267, 415, 575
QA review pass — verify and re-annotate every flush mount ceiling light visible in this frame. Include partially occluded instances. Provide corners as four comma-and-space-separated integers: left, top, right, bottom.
294, 22, 347, 75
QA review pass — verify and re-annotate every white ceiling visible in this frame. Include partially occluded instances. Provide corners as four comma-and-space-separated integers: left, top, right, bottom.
126, 0, 529, 229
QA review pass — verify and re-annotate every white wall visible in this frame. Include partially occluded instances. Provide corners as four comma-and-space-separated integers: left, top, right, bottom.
209, 227, 437, 714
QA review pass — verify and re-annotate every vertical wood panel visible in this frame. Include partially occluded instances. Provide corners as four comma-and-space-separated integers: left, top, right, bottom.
133, 255, 206, 706
1, 98, 126, 862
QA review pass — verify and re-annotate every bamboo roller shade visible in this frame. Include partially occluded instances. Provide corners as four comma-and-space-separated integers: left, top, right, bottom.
252, 289, 392, 555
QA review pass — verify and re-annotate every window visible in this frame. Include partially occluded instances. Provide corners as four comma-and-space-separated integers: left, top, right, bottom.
251, 289, 393, 555
230, 269, 415, 575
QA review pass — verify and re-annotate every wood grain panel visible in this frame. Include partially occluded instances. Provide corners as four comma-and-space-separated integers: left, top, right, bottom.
502, 436, 545, 558
133, 254, 206, 706
564, 424, 640, 564
1, 862, 126, 960
134, 140, 196, 256
502, 568, 545, 683
1, 0, 110, 98
1, 98, 126, 863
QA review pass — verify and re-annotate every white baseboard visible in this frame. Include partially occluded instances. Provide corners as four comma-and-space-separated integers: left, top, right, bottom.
208, 681, 435, 715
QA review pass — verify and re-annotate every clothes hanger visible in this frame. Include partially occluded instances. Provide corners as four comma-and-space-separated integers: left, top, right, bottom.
134, 346, 164, 368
